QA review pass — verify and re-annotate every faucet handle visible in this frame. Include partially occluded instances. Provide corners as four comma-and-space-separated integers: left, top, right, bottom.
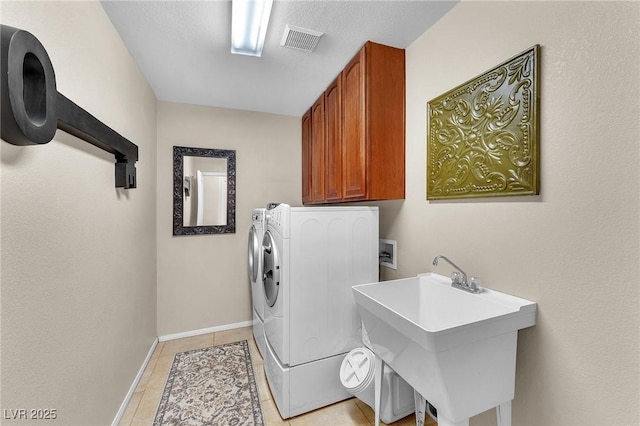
469, 277, 482, 292
450, 271, 463, 284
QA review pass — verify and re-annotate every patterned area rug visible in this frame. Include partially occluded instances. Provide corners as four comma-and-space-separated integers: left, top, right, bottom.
153, 340, 264, 426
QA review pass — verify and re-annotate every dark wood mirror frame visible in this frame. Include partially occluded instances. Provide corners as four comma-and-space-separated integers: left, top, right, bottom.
173, 146, 236, 235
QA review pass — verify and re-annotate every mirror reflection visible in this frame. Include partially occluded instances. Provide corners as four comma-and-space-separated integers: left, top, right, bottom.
173, 146, 236, 235
182, 157, 228, 226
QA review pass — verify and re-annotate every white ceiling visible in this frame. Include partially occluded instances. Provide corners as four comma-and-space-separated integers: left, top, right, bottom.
101, 0, 457, 117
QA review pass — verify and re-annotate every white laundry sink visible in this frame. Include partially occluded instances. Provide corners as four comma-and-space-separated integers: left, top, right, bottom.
352, 273, 536, 426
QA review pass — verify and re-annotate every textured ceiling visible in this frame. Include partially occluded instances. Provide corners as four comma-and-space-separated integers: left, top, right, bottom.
101, 1, 457, 117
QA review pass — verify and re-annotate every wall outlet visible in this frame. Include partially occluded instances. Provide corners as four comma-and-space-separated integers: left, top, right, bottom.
379, 238, 397, 270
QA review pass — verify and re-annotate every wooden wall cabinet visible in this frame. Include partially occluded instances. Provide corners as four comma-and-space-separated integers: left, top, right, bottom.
302, 41, 405, 204
310, 96, 326, 203
301, 109, 312, 204
324, 76, 343, 202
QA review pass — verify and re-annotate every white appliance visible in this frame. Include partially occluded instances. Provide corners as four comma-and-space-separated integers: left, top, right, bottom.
261, 203, 379, 418
248, 208, 266, 358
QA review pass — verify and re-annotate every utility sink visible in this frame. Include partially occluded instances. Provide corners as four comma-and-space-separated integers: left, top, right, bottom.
352, 273, 536, 426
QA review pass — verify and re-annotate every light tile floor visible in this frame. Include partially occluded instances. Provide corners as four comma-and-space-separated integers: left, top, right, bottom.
118, 326, 437, 426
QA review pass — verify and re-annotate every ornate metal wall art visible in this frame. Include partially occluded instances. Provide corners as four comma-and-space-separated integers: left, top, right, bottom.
427, 45, 540, 200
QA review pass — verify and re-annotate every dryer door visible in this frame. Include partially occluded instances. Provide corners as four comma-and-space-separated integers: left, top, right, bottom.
262, 231, 280, 307
247, 225, 259, 282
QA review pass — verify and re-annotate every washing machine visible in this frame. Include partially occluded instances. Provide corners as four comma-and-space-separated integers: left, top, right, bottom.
248, 208, 266, 358
261, 203, 379, 418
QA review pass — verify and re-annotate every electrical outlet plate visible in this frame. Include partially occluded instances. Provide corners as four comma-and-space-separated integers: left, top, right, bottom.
379, 239, 397, 270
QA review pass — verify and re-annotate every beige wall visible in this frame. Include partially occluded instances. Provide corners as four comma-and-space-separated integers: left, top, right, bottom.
2, 1, 638, 425
375, 1, 639, 425
0, 2, 157, 425
156, 102, 300, 336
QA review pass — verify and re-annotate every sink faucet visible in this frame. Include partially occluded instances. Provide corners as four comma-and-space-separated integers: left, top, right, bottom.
432, 255, 482, 293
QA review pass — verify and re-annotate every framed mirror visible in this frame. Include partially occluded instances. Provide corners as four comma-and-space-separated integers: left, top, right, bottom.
173, 146, 236, 235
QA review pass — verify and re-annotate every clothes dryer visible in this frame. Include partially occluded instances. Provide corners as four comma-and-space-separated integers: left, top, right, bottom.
261, 203, 379, 418
248, 208, 266, 358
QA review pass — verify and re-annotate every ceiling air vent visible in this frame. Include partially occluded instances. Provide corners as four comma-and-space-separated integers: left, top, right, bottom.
280, 25, 323, 52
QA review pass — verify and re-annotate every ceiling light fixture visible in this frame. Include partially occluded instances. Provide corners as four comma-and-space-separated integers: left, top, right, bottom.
231, 0, 273, 57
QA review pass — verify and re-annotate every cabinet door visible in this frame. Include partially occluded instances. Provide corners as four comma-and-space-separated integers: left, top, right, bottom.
310, 96, 326, 203
341, 49, 367, 200
324, 76, 343, 202
301, 109, 312, 204
365, 41, 406, 201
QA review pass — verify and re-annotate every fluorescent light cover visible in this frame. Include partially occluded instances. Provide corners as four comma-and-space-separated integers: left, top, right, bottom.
231, 0, 273, 57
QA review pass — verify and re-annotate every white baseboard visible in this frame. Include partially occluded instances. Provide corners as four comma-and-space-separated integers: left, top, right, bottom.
111, 336, 159, 426
158, 320, 253, 342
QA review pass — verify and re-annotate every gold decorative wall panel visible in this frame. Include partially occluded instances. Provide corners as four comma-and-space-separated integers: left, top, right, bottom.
427, 45, 540, 200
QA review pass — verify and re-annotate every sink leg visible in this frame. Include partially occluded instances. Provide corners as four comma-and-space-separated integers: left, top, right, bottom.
413, 389, 426, 426
374, 355, 384, 426
496, 401, 512, 426
437, 415, 469, 426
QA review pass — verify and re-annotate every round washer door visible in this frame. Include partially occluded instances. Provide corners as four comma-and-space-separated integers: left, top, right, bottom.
262, 231, 280, 307
247, 225, 259, 282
